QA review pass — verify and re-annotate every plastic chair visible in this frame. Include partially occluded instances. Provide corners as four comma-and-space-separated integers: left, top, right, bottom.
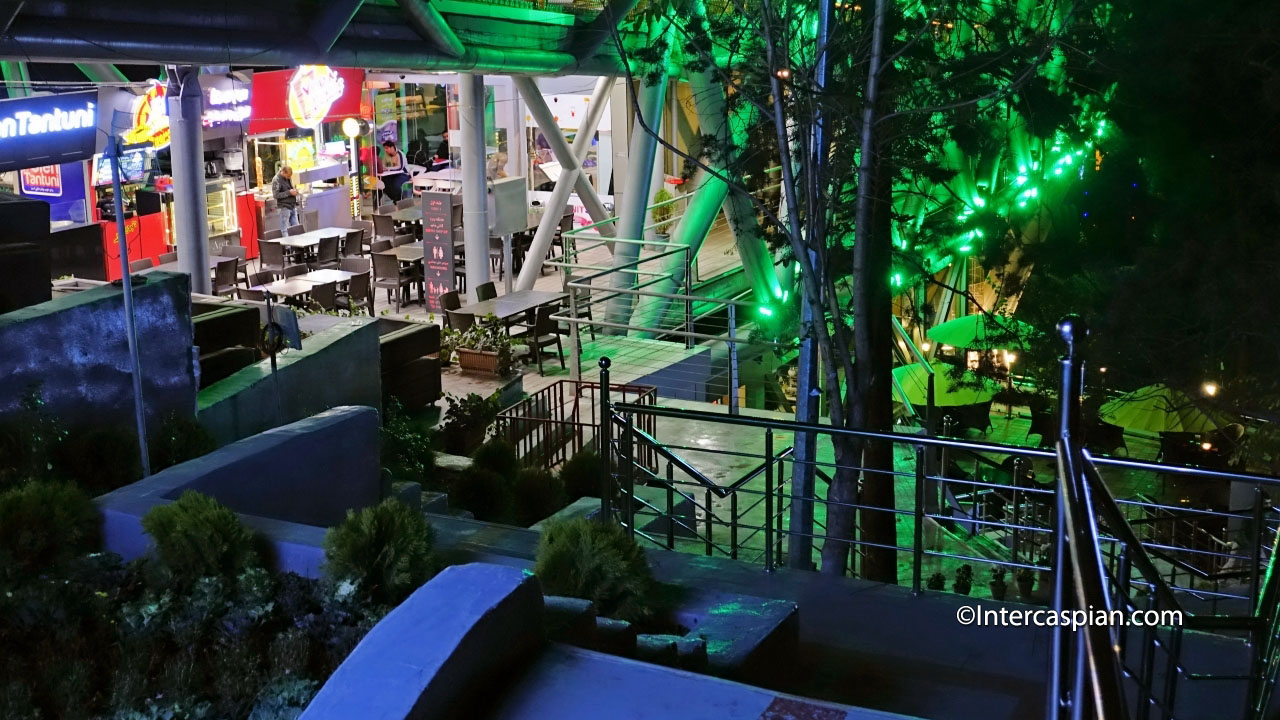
373, 252, 417, 313
511, 305, 565, 375
258, 241, 286, 277
337, 272, 372, 316
158, 251, 178, 264
311, 235, 340, 270
475, 281, 497, 302
213, 257, 239, 298
309, 281, 339, 311
128, 258, 154, 272
340, 257, 371, 274
445, 308, 475, 332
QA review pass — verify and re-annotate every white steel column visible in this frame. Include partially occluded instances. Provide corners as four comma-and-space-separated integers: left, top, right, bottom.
459, 73, 490, 300
167, 66, 211, 294
514, 75, 612, 290
603, 52, 670, 329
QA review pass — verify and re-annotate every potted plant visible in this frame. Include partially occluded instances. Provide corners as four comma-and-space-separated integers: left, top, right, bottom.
926, 571, 946, 591
651, 187, 676, 239
1015, 568, 1036, 601
439, 392, 502, 455
453, 314, 514, 376
953, 564, 974, 596
989, 567, 1008, 601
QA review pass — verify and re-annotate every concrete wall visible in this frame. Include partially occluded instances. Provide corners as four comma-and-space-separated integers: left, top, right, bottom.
302, 564, 545, 720
0, 271, 197, 428
96, 406, 380, 576
198, 317, 381, 446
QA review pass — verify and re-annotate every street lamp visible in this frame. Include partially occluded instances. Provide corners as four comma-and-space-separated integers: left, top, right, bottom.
1202, 382, 1219, 397
342, 117, 369, 213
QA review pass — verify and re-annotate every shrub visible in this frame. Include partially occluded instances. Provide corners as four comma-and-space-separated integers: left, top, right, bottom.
449, 467, 506, 521
0, 389, 67, 490
52, 425, 142, 495
149, 413, 216, 473
380, 399, 436, 488
0, 481, 100, 581
438, 392, 501, 455
559, 449, 605, 501
141, 491, 260, 587
511, 468, 566, 527
472, 438, 519, 477
535, 517, 654, 623
323, 498, 437, 605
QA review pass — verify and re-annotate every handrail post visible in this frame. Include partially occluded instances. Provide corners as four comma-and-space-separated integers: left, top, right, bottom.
765, 428, 775, 571
623, 411, 635, 539
705, 488, 713, 556
568, 275, 582, 380
914, 445, 926, 595
1012, 457, 1024, 565
684, 248, 694, 350
666, 462, 676, 550
1251, 482, 1264, 613
730, 491, 739, 560
728, 303, 739, 416
775, 455, 785, 564
598, 357, 613, 523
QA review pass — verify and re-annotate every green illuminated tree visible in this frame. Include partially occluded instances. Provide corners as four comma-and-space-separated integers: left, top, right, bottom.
614, 0, 1109, 579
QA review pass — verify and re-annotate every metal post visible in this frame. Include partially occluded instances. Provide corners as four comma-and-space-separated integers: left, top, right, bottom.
459, 73, 490, 301
1251, 483, 1264, 611
776, 456, 785, 565
167, 65, 210, 294
623, 411, 635, 538
730, 491, 739, 560
684, 250, 694, 350
598, 357, 612, 522
705, 488, 714, 556
110, 142, 152, 478
502, 233, 513, 293
765, 428, 775, 571
913, 446, 925, 594
666, 462, 676, 550
1012, 457, 1024, 564
728, 303, 739, 415
568, 278, 582, 380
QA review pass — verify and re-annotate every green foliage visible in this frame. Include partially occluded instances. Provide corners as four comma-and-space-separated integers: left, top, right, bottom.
472, 437, 519, 477
450, 465, 506, 522
559, 449, 605, 501
438, 392, 501, 455
323, 498, 437, 605
651, 188, 675, 233
141, 491, 260, 588
926, 572, 946, 591
149, 412, 217, 473
0, 481, 100, 581
510, 468, 566, 527
249, 676, 318, 720
535, 517, 654, 623
380, 398, 437, 488
0, 388, 67, 490
449, 314, 515, 376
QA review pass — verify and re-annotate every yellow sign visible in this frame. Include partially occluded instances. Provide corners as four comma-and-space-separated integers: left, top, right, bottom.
122, 80, 170, 149
287, 65, 345, 129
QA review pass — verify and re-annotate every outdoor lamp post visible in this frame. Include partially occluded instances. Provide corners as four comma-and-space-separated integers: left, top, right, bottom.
342, 117, 369, 209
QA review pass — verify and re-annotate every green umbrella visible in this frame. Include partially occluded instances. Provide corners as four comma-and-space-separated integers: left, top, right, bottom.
892, 361, 1002, 407
1098, 383, 1233, 434
927, 314, 1039, 350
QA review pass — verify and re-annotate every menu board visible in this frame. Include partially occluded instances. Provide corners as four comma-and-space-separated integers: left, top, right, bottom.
421, 191, 455, 312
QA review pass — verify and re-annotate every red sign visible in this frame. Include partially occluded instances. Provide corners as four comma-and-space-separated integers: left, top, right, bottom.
248, 66, 365, 135
19, 165, 62, 196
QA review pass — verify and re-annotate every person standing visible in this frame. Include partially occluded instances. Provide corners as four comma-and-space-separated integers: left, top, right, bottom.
273, 166, 299, 234
380, 140, 410, 203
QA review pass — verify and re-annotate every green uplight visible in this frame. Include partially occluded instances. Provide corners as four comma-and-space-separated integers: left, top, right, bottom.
958, 244, 972, 253
773, 287, 783, 299
782, 290, 789, 302
972, 197, 986, 208
1016, 175, 1028, 186
758, 306, 774, 317
890, 273, 904, 287
1053, 167, 1063, 176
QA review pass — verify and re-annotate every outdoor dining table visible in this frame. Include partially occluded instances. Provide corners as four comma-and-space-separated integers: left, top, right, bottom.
376, 244, 425, 263
296, 269, 356, 285
251, 279, 317, 300
141, 255, 234, 274
460, 289, 566, 322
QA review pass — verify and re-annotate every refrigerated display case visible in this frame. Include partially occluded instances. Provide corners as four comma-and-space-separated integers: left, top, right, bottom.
206, 178, 241, 255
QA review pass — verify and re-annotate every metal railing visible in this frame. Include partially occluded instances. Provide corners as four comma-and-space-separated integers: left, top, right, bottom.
588, 315, 1280, 720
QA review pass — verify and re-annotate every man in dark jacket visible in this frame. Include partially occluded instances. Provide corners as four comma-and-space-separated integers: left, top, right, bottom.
272, 166, 299, 234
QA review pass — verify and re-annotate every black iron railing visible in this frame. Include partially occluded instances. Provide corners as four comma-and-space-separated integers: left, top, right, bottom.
590, 315, 1280, 720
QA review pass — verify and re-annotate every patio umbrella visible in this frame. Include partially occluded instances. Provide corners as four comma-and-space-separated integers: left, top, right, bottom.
892, 361, 1002, 407
927, 314, 1039, 350
1098, 383, 1233, 434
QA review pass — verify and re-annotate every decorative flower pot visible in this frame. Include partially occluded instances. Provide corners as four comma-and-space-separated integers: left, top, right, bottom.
1016, 577, 1035, 600
989, 581, 1007, 601
456, 347, 501, 375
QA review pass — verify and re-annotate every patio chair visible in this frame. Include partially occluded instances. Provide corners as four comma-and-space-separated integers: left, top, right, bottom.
336, 272, 372, 316
341, 228, 364, 257
301, 208, 320, 233
213, 258, 239, 298
248, 271, 274, 287
287, 224, 306, 237
309, 281, 339, 312
1086, 420, 1127, 457
396, 197, 417, 209
445, 309, 475, 332
283, 265, 308, 279
221, 244, 251, 286
511, 304, 565, 375
258, 241, 286, 277
311, 235, 341, 270
373, 251, 418, 313
340, 257, 371, 274
393, 233, 416, 247
158, 251, 178, 264
1026, 403, 1057, 447
370, 239, 393, 254
239, 287, 266, 302
128, 258, 154, 272
373, 213, 396, 242
475, 281, 497, 302
260, 228, 284, 241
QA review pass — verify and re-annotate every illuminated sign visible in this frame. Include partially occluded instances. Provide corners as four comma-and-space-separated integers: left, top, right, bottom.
0, 91, 100, 172
203, 83, 250, 128
19, 165, 62, 196
288, 65, 345, 128
122, 80, 171, 149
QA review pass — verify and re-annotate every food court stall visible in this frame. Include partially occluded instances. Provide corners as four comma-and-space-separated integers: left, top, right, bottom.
246, 66, 366, 231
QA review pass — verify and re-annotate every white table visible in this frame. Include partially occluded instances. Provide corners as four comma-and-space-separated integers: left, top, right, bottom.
277, 227, 351, 250
297, 269, 356, 285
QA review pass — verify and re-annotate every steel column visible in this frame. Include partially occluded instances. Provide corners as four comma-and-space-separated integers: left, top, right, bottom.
167, 65, 211, 294
459, 73, 491, 300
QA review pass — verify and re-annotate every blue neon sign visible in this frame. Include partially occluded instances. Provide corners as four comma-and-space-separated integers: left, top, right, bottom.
0, 91, 100, 172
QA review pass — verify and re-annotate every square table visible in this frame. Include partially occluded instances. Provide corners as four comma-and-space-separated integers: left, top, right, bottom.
460, 289, 566, 322
142, 255, 234, 273
391, 207, 422, 224
251, 279, 316, 300
297, 269, 356, 285
377, 245, 425, 263
276, 227, 351, 250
